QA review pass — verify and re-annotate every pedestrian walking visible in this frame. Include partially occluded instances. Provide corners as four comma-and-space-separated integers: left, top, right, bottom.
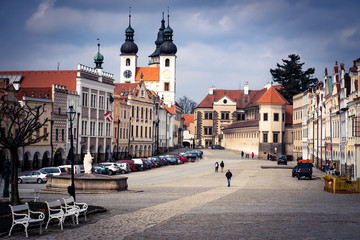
226, 169, 232, 187
241, 151, 244, 158
220, 161, 224, 172
252, 152, 254, 159
215, 162, 219, 172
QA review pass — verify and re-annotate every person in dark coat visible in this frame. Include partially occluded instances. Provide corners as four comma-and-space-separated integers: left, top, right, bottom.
226, 169, 232, 187
215, 162, 219, 172
220, 161, 224, 172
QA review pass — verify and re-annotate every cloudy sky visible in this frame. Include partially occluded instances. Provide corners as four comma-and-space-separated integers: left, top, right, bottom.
1, 0, 359, 103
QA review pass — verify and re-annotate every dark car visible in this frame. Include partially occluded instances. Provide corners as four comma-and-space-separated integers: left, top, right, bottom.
164, 156, 178, 165
292, 165, 298, 177
116, 160, 136, 172
184, 152, 198, 162
158, 156, 169, 165
142, 159, 152, 169
211, 145, 224, 150
297, 162, 313, 180
92, 164, 109, 175
277, 155, 287, 165
147, 157, 162, 167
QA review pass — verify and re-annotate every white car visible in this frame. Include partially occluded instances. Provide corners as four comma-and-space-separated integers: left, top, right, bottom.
40, 167, 67, 176
18, 170, 48, 184
98, 162, 120, 175
116, 162, 130, 174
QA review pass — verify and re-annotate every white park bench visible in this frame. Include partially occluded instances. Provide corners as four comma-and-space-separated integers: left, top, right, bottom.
63, 196, 88, 224
45, 200, 77, 230
8, 202, 45, 238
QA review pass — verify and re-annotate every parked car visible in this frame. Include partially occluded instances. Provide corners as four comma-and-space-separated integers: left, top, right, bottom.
116, 162, 130, 174
147, 157, 162, 167
40, 167, 67, 176
18, 170, 48, 184
184, 152, 198, 162
158, 156, 169, 165
163, 156, 178, 165
189, 150, 203, 159
132, 158, 145, 171
142, 159, 152, 169
92, 164, 109, 175
297, 161, 313, 180
277, 155, 287, 165
98, 162, 120, 175
116, 160, 136, 172
211, 144, 224, 150
58, 165, 81, 174
164, 154, 183, 164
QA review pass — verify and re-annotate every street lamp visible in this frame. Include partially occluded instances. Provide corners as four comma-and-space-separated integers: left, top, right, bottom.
67, 106, 76, 201
117, 119, 120, 160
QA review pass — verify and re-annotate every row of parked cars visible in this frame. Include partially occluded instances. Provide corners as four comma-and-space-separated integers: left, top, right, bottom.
18, 150, 204, 183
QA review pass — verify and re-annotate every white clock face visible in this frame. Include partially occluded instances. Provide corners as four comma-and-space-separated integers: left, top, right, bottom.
123, 70, 132, 79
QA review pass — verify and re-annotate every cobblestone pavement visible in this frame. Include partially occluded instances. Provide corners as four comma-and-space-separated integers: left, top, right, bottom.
7, 149, 360, 239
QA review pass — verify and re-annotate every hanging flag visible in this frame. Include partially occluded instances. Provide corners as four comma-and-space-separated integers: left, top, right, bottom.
104, 112, 113, 122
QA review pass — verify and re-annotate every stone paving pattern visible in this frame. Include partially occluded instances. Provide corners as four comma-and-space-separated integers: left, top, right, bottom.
6, 150, 360, 239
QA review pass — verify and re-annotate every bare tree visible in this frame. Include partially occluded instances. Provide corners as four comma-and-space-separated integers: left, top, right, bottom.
177, 96, 197, 114
0, 98, 48, 204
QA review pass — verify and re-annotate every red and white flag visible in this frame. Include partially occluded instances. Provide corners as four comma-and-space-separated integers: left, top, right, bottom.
104, 112, 113, 122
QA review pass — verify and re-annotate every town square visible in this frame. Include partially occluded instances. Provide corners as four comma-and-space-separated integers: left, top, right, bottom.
1, 0, 360, 239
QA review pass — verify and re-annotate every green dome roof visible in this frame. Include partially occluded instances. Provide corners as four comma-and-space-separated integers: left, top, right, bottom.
94, 42, 104, 69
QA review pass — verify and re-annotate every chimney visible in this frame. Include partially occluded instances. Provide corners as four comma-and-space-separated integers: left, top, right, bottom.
264, 82, 272, 90
208, 86, 215, 95
244, 82, 249, 95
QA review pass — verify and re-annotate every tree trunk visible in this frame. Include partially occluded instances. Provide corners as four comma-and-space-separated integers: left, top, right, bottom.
10, 148, 20, 205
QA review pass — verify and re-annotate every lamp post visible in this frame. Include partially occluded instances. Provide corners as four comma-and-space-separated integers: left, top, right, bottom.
117, 119, 120, 160
154, 96, 160, 155
67, 106, 76, 201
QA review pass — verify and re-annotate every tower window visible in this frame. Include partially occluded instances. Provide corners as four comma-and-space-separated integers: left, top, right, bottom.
164, 82, 170, 91
165, 58, 170, 67
126, 58, 130, 66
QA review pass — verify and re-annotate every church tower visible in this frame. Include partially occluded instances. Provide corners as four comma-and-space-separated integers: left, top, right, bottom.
120, 11, 138, 83
148, 12, 166, 67
158, 11, 177, 105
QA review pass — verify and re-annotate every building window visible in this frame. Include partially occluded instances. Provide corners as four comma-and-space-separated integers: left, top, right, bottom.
145, 126, 147, 137
145, 108, 148, 119
204, 127, 213, 135
263, 113, 268, 121
221, 112, 229, 120
61, 129, 64, 141
119, 128, 122, 138
136, 107, 139, 118
140, 126, 143, 137
136, 126, 139, 137
263, 132, 268, 143
274, 113, 279, 121
55, 129, 58, 141
132, 106, 134, 117
273, 132, 279, 143
165, 58, 170, 67
124, 110, 127, 119
149, 127, 151, 138
91, 94, 97, 108
82, 92, 88, 106
82, 121, 87, 135
126, 58, 130, 66
141, 107, 144, 119
282, 113, 285, 122
90, 122, 96, 136
43, 127, 48, 140
150, 109, 152, 120
99, 96, 104, 109
106, 123, 111, 136
98, 122, 103, 136
164, 82, 170, 91
205, 112, 213, 119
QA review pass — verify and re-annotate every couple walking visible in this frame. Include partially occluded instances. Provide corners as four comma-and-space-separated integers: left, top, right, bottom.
214, 161, 225, 172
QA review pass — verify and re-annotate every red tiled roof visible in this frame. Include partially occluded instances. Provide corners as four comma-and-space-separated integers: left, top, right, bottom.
0, 71, 77, 91
256, 87, 289, 105
114, 83, 138, 98
197, 94, 214, 108
165, 104, 175, 115
183, 114, 194, 127
135, 67, 160, 81
223, 119, 259, 130
16, 87, 52, 100
285, 105, 293, 125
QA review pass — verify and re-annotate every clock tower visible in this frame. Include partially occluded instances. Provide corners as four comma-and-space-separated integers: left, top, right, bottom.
120, 13, 138, 83
158, 12, 177, 105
